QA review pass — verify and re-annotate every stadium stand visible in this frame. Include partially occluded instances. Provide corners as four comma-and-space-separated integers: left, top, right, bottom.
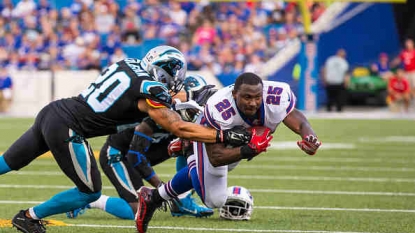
0, 0, 326, 76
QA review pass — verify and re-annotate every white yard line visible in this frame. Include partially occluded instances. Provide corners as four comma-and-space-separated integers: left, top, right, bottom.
12, 163, 415, 174
270, 142, 355, 150
4, 171, 415, 183
249, 189, 415, 196
67, 224, 381, 233
0, 200, 412, 214
0, 184, 414, 196
29, 156, 415, 165
256, 206, 415, 213
254, 157, 415, 164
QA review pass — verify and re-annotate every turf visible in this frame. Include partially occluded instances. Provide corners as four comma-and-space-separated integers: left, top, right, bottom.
0, 118, 414, 233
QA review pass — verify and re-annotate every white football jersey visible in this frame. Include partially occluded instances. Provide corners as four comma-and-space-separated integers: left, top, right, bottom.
203, 81, 296, 132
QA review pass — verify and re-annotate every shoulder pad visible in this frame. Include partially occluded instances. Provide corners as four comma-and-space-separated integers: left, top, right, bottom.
140, 80, 172, 108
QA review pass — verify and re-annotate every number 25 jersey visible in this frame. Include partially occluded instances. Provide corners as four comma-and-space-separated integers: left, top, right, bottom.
203, 81, 296, 132
50, 58, 171, 138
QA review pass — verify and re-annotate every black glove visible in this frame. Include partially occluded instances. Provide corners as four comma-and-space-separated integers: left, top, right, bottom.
216, 126, 251, 147
192, 85, 217, 105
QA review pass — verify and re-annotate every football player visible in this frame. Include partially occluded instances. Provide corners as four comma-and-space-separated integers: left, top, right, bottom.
0, 45, 252, 233
66, 75, 217, 220
135, 72, 322, 233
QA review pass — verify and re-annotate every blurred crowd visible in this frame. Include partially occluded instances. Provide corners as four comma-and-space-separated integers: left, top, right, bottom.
0, 0, 326, 75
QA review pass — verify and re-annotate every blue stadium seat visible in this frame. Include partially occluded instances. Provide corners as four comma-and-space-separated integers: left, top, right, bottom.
121, 45, 145, 59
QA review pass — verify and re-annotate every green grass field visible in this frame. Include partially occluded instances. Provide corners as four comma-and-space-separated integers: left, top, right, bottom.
0, 118, 414, 233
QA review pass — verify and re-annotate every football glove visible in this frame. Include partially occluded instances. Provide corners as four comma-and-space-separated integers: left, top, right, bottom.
240, 128, 273, 160
297, 134, 321, 155
168, 138, 182, 157
168, 138, 194, 158
216, 126, 252, 147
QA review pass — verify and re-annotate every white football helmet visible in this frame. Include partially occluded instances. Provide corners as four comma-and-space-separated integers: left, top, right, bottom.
141, 45, 187, 94
219, 186, 254, 221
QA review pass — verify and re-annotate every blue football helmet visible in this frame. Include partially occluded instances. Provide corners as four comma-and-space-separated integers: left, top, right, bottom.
184, 74, 215, 101
141, 45, 187, 94
177, 74, 216, 122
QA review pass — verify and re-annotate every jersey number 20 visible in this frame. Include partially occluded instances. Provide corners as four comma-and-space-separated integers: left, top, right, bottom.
81, 63, 131, 112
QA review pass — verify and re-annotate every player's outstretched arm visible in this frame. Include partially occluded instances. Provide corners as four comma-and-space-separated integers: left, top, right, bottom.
283, 109, 321, 155
138, 99, 251, 145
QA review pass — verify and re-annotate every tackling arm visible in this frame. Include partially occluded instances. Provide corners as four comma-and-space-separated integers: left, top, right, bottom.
138, 99, 251, 145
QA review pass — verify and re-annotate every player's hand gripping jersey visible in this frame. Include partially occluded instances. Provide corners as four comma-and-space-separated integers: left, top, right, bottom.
203, 81, 296, 132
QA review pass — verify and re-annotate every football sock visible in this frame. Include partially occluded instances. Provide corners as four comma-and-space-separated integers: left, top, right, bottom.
158, 166, 192, 201
176, 155, 192, 199
89, 194, 109, 210
0, 156, 11, 174
32, 187, 100, 219
177, 190, 192, 199
175, 155, 187, 172
105, 197, 134, 220
188, 154, 203, 201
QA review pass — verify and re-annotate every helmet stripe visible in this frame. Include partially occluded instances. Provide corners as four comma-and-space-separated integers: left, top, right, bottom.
233, 187, 241, 194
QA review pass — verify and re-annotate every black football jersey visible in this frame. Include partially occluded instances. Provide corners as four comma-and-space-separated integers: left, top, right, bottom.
50, 58, 172, 138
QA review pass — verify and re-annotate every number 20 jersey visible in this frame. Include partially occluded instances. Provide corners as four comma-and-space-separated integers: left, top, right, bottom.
50, 58, 170, 138
203, 80, 296, 132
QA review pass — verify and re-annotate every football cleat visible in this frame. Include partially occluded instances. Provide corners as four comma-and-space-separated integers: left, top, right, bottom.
66, 204, 91, 219
135, 186, 162, 233
12, 210, 46, 233
170, 193, 214, 218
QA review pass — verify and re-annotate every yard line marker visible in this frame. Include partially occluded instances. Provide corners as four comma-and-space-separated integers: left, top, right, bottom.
255, 157, 415, 164
68, 224, 379, 233
0, 200, 414, 215
249, 189, 415, 196
256, 206, 415, 213
359, 136, 415, 143
270, 142, 355, 150
5, 171, 415, 183
12, 163, 415, 173
29, 157, 415, 165
0, 185, 414, 196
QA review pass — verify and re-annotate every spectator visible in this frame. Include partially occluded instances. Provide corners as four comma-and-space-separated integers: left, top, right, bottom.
387, 67, 411, 112
121, 7, 142, 44
244, 53, 265, 73
169, 0, 187, 27
370, 53, 392, 79
0, 67, 12, 113
109, 47, 126, 65
12, 0, 36, 18
398, 39, 415, 98
192, 19, 216, 46
323, 49, 350, 112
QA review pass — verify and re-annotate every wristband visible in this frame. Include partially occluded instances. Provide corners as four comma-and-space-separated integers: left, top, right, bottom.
216, 130, 223, 143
